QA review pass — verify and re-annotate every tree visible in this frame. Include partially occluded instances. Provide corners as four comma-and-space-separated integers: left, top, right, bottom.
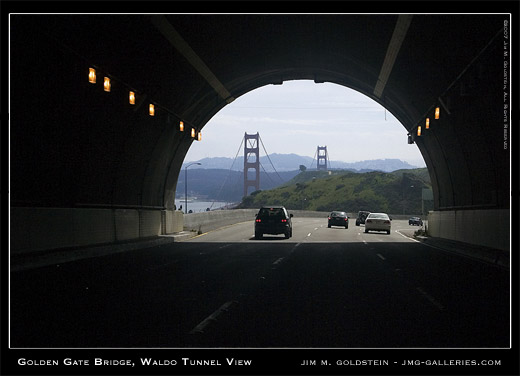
299, 165, 307, 172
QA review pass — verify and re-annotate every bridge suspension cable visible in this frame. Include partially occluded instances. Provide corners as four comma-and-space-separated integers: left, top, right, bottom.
211, 132, 286, 207
258, 134, 284, 183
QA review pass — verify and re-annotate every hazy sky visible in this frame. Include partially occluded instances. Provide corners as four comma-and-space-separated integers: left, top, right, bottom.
184, 80, 426, 168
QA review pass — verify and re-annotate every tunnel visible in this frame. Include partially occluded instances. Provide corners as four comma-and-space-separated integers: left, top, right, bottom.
8, 13, 512, 254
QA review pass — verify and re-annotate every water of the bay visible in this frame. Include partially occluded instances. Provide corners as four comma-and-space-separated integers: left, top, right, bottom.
174, 200, 237, 213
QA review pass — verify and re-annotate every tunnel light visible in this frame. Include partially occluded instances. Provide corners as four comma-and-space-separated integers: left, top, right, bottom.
103, 77, 111, 92
179, 121, 184, 132
435, 107, 440, 119
149, 104, 155, 116
191, 128, 196, 138
197, 131, 202, 141
426, 118, 430, 129
129, 91, 135, 105
417, 126, 422, 136
88, 68, 96, 84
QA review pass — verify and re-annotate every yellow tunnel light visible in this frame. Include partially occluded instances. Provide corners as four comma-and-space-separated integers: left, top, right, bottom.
426, 118, 430, 129
129, 91, 135, 105
103, 77, 111, 92
179, 121, 184, 132
435, 107, 440, 119
197, 131, 202, 141
149, 104, 155, 116
88, 68, 96, 84
417, 126, 422, 136
191, 128, 196, 138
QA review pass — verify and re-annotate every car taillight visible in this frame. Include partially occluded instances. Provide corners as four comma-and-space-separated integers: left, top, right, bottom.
256, 219, 261, 223
384, 220, 390, 224
366, 219, 372, 223
344, 218, 348, 221
281, 219, 287, 222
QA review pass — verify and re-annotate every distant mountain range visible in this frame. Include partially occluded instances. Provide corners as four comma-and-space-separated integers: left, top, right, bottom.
182, 154, 421, 173
177, 155, 424, 203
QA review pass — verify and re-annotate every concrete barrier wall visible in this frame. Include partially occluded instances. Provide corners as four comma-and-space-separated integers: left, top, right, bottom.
427, 209, 510, 251
164, 210, 184, 234
183, 209, 332, 233
10, 207, 183, 254
183, 209, 259, 233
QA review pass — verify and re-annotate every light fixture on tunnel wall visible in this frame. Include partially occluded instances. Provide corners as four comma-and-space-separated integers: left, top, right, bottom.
191, 128, 196, 138
129, 91, 135, 105
149, 104, 155, 116
425, 118, 430, 129
103, 77, 111, 92
179, 121, 184, 132
407, 133, 414, 144
197, 131, 202, 141
435, 107, 440, 119
417, 126, 422, 136
88, 68, 96, 84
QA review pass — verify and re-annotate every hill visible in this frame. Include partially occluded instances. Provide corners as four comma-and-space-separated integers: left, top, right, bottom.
237, 169, 432, 215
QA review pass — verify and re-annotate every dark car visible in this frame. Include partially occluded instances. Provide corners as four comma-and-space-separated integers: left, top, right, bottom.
328, 211, 349, 229
355, 211, 371, 226
255, 206, 293, 239
409, 217, 423, 226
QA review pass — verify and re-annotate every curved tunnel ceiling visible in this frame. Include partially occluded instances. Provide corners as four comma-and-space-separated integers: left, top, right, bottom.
9, 13, 510, 211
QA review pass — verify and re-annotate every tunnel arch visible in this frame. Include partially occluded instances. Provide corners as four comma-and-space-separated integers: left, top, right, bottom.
9, 13, 511, 252
168, 76, 427, 206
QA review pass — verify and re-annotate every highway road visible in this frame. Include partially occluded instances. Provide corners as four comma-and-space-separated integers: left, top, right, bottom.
10, 218, 510, 349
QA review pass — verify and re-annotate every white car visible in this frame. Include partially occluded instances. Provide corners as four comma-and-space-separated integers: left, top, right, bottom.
364, 212, 391, 234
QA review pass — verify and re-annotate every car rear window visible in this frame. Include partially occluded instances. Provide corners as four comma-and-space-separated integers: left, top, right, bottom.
258, 208, 285, 218
368, 213, 388, 219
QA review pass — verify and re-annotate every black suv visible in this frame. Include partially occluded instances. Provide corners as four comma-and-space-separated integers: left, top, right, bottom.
355, 211, 371, 226
255, 206, 293, 239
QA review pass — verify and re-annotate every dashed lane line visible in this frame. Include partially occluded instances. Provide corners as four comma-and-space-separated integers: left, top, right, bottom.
189, 301, 238, 334
416, 287, 446, 311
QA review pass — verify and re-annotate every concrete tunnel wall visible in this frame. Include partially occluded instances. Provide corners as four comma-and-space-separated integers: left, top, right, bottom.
10, 207, 183, 255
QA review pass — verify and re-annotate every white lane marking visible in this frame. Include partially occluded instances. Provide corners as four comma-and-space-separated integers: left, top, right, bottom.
190, 301, 237, 334
307, 233, 312, 237
377, 253, 386, 260
314, 227, 319, 231
272, 257, 284, 265
395, 229, 420, 242
362, 240, 368, 244
416, 287, 446, 311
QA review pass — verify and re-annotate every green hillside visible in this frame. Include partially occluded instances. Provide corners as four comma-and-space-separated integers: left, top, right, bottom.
238, 168, 432, 215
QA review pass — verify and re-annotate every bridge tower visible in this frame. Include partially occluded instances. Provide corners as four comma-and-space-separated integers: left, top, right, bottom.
244, 132, 260, 197
317, 146, 328, 171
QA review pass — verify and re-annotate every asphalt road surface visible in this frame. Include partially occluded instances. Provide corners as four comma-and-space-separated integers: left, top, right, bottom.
10, 219, 510, 348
